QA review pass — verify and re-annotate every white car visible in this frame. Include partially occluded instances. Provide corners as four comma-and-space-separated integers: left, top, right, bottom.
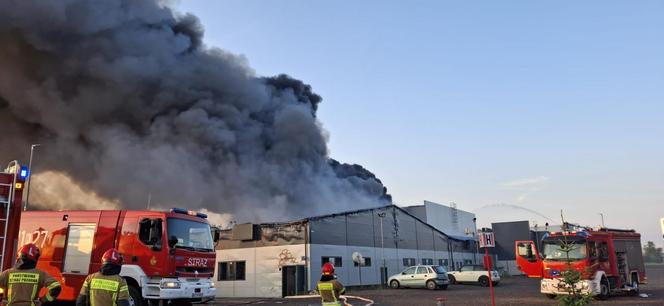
447, 265, 500, 287
388, 265, 450, 290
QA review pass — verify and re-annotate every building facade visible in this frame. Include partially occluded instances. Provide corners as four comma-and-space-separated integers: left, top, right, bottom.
214, 205, 479, 298
403, 200, 477, 239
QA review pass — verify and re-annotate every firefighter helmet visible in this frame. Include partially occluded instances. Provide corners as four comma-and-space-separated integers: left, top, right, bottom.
17, 243, 40, 261
101, 248, 124, 265
322, 262, 335, 275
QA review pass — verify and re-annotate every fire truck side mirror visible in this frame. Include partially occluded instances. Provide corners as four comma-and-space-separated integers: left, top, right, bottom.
168, 235, 178, 248
212, 227, 221, 243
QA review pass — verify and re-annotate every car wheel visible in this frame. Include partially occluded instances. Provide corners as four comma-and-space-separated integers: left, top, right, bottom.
426, 280, 437, 290
440, 285, 448, 290
128, 285, 144, 306
597, 278, 610, 300
448, 275, 456, 284
479, 276, 489, 287
390, 280, 400, 289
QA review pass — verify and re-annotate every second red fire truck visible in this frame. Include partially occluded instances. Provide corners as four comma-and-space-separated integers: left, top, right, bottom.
515, 223, 646, 300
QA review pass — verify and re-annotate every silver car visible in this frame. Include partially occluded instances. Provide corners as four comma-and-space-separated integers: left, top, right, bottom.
388, 265, 449, 290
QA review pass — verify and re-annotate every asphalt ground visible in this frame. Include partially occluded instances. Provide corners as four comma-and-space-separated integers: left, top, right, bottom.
212, 264, 664, 306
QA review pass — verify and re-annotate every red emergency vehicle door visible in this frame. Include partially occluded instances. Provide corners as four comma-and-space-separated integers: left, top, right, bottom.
515, 240, 543, 278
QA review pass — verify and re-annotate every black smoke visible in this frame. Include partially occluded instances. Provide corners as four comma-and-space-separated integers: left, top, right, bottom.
0, 0, 390, 222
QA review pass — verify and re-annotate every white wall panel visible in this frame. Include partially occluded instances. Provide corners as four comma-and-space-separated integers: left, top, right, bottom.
215, 244, 305, 298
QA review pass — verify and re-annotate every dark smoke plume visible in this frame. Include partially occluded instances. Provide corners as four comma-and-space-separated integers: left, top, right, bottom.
0, 0, 390, 222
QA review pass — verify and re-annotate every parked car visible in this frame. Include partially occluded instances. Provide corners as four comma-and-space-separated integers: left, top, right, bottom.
447, 264, 500, 287
388, 265, 449, 290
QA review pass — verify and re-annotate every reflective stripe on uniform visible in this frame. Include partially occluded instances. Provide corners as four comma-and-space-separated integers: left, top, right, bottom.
31, 283, 37, 306
47, 281, 61, 289
119, 285, 128, 292
45, 281, 60, 301
90, 278, 120, 291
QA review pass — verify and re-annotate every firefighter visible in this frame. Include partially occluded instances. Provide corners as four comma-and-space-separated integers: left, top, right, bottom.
76, 248, 130, 306
317, 263, 345, 306
0, 243, 61, 306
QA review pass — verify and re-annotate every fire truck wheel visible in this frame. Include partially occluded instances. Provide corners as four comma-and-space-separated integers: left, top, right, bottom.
597, 278, 610, 300
128, 285, 144, 306
478, 276, 489, 287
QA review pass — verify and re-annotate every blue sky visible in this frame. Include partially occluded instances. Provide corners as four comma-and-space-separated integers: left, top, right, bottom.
175, 1, 664, 244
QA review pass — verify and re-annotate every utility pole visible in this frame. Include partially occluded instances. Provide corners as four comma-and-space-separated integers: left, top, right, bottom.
473, 217, 479, 264
24, 144, 40, 211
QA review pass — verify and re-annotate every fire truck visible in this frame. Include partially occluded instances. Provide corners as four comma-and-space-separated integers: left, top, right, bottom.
515, 223, 646, 300
1, 162, 218, 306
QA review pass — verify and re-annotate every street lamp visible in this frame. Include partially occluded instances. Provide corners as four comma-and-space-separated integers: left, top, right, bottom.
24, 144, 40, 211
377, 212, 386, 286
473, 217, 479, 264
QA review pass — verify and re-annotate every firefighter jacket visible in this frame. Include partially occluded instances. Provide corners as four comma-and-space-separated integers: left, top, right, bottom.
77, 271, 130, 306
317, 276, 345, 306
0, 266, 61, 306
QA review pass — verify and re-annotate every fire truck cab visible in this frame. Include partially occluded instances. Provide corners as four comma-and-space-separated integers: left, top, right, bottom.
18, 208, 217, 305
516, 225, 646, 299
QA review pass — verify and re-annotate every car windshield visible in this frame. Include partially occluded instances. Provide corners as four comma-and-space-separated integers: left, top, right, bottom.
434, 266, 447, 274
542, 239, 587, 261
167, 218, 214, 252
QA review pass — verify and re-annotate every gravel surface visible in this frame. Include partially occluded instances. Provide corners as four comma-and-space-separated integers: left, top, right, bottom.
213, 264, 664, 306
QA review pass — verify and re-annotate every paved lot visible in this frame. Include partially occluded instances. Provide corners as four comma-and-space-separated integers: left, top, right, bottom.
213, 264, 664, 306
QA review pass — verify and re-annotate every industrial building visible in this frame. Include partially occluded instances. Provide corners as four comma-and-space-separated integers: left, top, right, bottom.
404, 200, 478, 239
214, 203, 479, 298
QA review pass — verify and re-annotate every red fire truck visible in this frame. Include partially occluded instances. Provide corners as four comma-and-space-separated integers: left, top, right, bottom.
1, 162, 218, 306
515, 223, 646, 300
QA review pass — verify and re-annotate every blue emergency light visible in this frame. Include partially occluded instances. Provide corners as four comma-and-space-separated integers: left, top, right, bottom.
170, 207, 208, 219
19, 166, 29, 179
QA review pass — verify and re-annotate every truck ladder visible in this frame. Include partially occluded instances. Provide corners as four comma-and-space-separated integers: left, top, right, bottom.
0, 161, 19, 271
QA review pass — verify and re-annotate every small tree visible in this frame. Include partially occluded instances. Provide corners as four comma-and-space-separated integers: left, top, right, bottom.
555, 233, 593, 306
643, 241, 663, 263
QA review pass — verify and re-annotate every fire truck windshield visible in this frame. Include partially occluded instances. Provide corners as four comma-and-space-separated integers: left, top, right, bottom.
541, 238, 587, 261
167, 218, 214, 252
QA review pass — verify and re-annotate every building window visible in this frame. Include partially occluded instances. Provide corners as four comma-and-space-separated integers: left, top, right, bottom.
322, 256, 343, 267
464, 259, 473, 265
218, 261, 246, 281
402, 258, 416, 267
354, 257, 371, 267
421, 258, 433, 265
438, 259, 449, 268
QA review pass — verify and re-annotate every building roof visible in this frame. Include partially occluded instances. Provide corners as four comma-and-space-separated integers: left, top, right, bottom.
244, 204, 476, 243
